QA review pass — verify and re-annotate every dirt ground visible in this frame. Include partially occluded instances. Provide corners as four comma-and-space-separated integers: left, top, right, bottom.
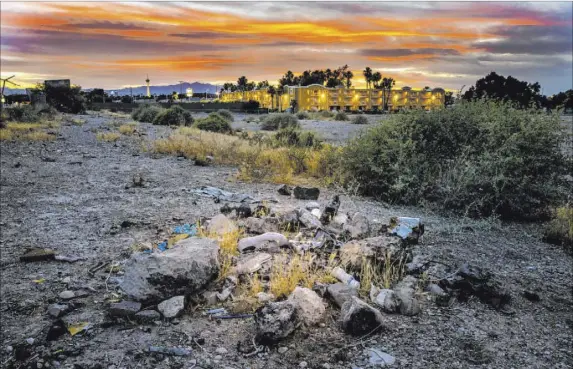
1, 111, 572, 369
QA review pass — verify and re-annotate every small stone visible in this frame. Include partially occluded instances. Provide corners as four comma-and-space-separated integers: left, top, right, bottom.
257, 292, 275, 303
214, 355, 222, 361
293, 186, 320, 200
327, 283, 358, 308
26, 338, 35, 345
298, 209, 322, 229
207, 214, 238, 237
278, 347, 288, 354
48, 304, 69, 318
215, 347, 228, 355
343, 212, 371, 239
158, 296, 185, 318
135, 309, 161, 323
299, 361, 308, 368
367, 348, 395, 366
62, 277, 71, 284
254, 301, 299, 343
109, 300, 141, 318
340, 296, 385, 336
59, 291, 75, 300
244, 217, 279, 234
311, 208, 322, 219
522, 290, 541, 302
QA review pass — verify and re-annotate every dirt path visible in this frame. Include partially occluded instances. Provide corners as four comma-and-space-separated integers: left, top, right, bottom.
1, 112, 571, 369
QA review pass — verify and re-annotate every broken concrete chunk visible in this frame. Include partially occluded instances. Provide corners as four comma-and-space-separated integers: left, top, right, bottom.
293, 186, 320, 200
255, 301, 299, 344
288, 287, 325, 326
208, 214, 238, 236
332, 213, 349, 228
389, 217, 424, 244
245, 217, 279, 234
135, 310, 161, 323
235, 253, 272, 275
373, 289, 399, 313
343, 212, 371, 239
109, 301, 141, 318
279, 210, 300, 229
327, 283, 359, 308
297, 209, 322, 229
158, 296, 185, 318
277, 184, 292, 196
238, 233, 289, 253
20, 248, 56, 262
340, 296, 385, 336
119, 237, 219, 302
320, 195, 340, 224
47, 304, 69, 318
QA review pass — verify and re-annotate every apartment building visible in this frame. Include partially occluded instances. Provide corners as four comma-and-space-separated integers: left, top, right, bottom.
220, 85, 445, 112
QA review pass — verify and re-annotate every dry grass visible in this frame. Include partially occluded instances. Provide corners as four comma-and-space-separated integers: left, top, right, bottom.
544, 206, 573, 252
66, 117, 86, 126
195, 220, 242, 281
96, 132, 121, 142
119, 123, 138, 135
150, 128, 339, 185
0, 129, 14, 141
0, 121, 59, 141
23, 131, 56, 141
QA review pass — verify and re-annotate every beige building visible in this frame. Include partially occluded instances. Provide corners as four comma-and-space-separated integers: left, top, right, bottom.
221, 85, 445, 112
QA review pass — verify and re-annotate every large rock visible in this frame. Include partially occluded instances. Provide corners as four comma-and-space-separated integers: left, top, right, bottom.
277, 184, 292, 196
238, 233, 289, 253
372, 289, 399, 313
343, 212, 371, 239
393, 276, 421, 316
298, 209, 322, 229
340, 296, 385, 336
293, 186, 320, 200
158, 296, 185, 318
235, 253, 272, 275
279, 209, 300, 230
327, 283, 358, 308
119, 237, 219, 302
244, 217, 279, 234
208, 214, 238, 236
255, 301, 299, 343
288, 287, 326, 326
340, 236, 403, 270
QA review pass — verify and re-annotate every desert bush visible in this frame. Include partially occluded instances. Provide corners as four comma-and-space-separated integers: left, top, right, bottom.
44, 85, 86, 114
296, 111, 310, 120
132, 104, 163, 123
119, 123, 138, 135
217, 109, 234, 122
194, 113, 233, 133
351, 115, 368, 124
334, 111, 349, 121
153, 106, 193, 126
272, 127, 322, 149
261, 113, 300, 131
320, 110, 334, 118
342, 100, 570, 219
5, 104, 57, 123
543, 206, 573, 253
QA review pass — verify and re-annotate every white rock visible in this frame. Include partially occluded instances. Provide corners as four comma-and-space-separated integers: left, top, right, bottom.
238, 233, 289, 253
305, 202, 320, 210
298, 209, 322, 229
278, 346, 289, 354
311, 208, 322, 219
157, 296, 185, 318
62, 277, 71, 284
288, 287, 326, 326
215, 347, 228, 355
299, 361, 308, 368
59, 290, 75, 300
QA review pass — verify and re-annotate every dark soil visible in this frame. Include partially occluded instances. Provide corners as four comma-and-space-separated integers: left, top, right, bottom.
1, 111, 571, 369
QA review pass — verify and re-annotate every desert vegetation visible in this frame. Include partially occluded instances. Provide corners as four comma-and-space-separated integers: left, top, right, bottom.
261, 113, 300, 131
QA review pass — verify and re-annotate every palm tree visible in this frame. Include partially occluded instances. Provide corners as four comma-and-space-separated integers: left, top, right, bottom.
276, 87, 284, 111
380, 77, 395, 111
371, 72, 382, 89
268, 85, 276, 110
343, 70, 353, 88
363, 67, 373, 89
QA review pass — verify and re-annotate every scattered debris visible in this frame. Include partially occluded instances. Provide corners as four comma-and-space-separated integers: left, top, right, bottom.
389, 217, 424, 244
343, 212, 371, 239
331, 267, 360, 288
173, 223, 198, 236
320, 195, 340, 224
54, 254, 87, 263
109, 300, 141, 318
235, 253, 272, 275
158, 296, 185, 318
119, 237, 219, 302
255, 300, 300, 343
293, 186, 320, 200
20, 248, 56, 262
340, 296, 385, 336
192, 186, 254, 203
277, 184, 292, 196
67, 322, 92, 336
288, 287, 326, 326
237, 232, 289, 253
148, 346, 192, 357
367, 348, 396, 366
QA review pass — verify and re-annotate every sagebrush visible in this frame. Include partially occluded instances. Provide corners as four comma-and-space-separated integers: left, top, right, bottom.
153, 105, 194, 126
216, 109, 234, 122
261, 113, 300, 131
194, 113, 233, 133
132, 105, 163, 123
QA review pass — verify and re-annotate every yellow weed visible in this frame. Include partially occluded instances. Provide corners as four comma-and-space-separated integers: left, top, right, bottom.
96, 132, 121, 142
119, 123, 138, 135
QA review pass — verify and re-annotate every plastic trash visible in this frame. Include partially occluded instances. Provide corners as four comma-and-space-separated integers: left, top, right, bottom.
67, 322, 92, 336
173, 223, 197, 236
331, 267, 360, 289
148, 346, 192, 356
367, 348, 395, 366
156, 241, 168, 252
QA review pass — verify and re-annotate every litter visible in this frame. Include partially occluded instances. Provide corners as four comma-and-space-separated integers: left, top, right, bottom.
389, 217, 424, 243
32, 278, 46, 284
367, 348, 395, 366
55, 255, 87, 263
20, 248, 87, 263
204, 308, 227, 317
67, 322, 92, 336
148, 346, 192, 357
331, 267, 360, 289
173, 223, 197, 236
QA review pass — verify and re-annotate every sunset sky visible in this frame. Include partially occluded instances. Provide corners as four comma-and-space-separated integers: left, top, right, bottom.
1, 1, 572, 94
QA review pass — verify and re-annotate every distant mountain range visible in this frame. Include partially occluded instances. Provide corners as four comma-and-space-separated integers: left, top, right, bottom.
2, 81, 219, 96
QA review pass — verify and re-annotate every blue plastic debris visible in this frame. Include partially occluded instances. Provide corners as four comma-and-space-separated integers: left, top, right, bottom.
389, 217, 424, 244
173, 223, 197, 236
157, 241, 168, 252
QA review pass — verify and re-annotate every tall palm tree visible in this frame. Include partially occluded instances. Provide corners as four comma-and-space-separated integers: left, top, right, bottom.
371, 72, 382, 89
237, 76, 248, 100
276, 87, 284, 111
363, 67, 373, 89
268, 85, 276, 110
380, 77, 395, 111
343, 70, 353, 88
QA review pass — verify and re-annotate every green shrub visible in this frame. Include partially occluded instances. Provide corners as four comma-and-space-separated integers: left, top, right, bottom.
6, 104, 57, 122
194, 112, 233, 133
543, 206, 573, 253
342, 100, 570, 219
153, 106, 192, 126
217, 109, 234, 122
272, 127, 322, 149
132, 104, 163, 123
351, 115, 368, 124
296, 111, 310, 120
261, 113, 300, 131
320, 110, 334, 118
334, 111, 349, 121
